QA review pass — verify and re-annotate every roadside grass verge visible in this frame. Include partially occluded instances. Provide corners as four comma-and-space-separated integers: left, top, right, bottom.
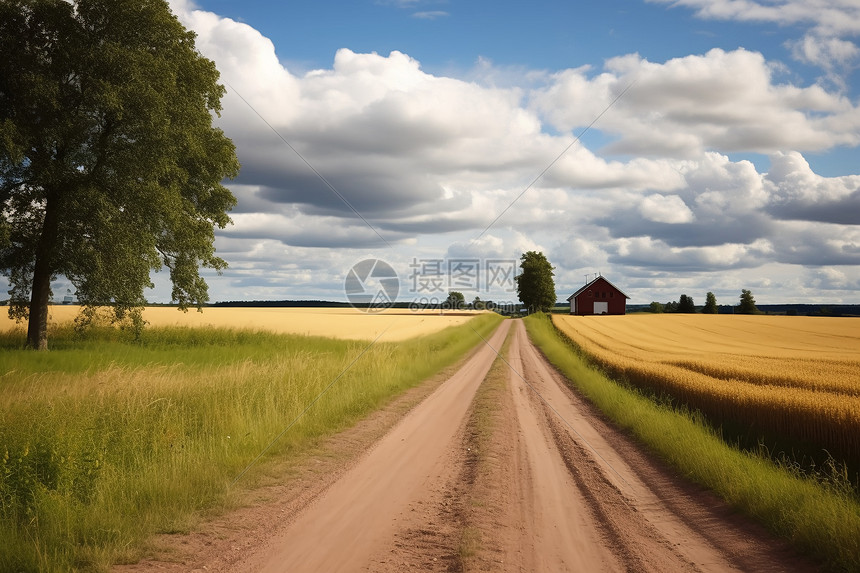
0, 312, 502, 572
524, 312, 860, 572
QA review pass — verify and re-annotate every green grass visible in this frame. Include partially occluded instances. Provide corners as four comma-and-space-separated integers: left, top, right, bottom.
458, 328, 512, 567
0, 312, 502, 572
524, 312, 860, 573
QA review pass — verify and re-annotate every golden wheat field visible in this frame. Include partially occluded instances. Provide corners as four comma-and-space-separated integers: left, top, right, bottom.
0, 305, 481, 342
552, 314, 860, 461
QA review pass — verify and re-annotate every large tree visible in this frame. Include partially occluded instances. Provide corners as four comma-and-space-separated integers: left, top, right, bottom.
0, 0, 239, 349
515, 251, 556, 313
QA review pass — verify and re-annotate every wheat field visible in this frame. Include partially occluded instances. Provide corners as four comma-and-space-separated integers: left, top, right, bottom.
0, 305, 481, 342
552, 314, 860, 462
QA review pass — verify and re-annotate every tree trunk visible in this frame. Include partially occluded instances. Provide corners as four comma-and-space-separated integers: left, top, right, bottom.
27, 261, 51, 350
27, 192, 60, 351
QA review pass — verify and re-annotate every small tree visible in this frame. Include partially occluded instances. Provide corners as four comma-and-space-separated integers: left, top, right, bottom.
677, 294, 696, 313
649, 301, 665, 313
738, 289, 759, 314
515, 251, 556, 313
445, 291, 465, 310
703, 292, 718, 314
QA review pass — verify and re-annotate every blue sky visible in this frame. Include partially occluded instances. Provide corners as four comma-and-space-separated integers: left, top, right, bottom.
193, 1, 822, 79
53, 0, 860, 306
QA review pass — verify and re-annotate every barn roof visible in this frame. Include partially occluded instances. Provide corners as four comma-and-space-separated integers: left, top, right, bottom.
566, 276, 630, 301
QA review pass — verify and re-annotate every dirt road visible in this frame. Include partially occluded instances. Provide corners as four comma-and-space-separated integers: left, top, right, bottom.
122, 318, 818, 572
487, 321, 812, 572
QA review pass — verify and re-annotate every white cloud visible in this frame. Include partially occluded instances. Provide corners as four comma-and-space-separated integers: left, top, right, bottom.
446, 232, 542, 261
650, 0, 860, 86
768, 220, 860, 265
611, 236, 773, 271
146, 1, 860, 306
639, 194, 695, 224
534, 48, 860, 156
806, 266, 860, 292
790, 34, 860, 69
766, 151, 860, 224
788, 33, 860, 90
650, 0, 860, 37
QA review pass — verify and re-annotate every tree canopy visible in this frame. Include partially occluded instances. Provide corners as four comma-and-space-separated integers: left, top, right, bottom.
515, 251, 556, 313
703, 291, 718, 314
738, 289, 760, 314
445, 291, 465, 310
0, 0, 239, 349
677, 294, 696, 313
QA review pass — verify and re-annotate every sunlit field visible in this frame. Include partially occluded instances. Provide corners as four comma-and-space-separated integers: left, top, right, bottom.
0, 305, 481, 342
552, 314, 860, 465
0, 308, 501, 572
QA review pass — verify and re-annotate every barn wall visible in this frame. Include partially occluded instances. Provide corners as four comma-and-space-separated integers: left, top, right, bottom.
574, 297, 593, 315
571, 278, 627, 315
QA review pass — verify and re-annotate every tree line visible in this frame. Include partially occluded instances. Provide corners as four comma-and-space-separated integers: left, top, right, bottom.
649, 289, 760, 314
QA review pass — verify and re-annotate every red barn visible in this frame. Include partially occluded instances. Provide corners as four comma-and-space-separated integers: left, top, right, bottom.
567, 276, 629, 315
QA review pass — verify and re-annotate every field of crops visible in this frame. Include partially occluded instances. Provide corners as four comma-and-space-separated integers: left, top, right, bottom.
552, 314, 860, 464
0, 305, 479, 342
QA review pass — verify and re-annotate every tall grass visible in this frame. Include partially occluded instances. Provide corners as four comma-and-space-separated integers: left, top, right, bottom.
0, 313, 502, 572
524, 312, 860, 572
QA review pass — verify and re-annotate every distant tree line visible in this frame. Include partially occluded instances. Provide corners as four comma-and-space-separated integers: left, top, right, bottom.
442, 292, 498, 311
648, 290, 760, 314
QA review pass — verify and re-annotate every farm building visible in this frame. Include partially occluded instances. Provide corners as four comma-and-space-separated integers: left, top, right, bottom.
567, 276, 629, 315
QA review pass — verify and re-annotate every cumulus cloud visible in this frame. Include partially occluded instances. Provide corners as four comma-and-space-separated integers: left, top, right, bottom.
579, 153, 770, 251
766, 151, 860, 224
446, 232, 543, 261
608, 236, 773, 271
768, 220, 860, 265
639, 194, 696, 224
143, 1, 860, 305
650, 0, 860, 86
533, 48, 860, 156
805, 266, 860, 291
179, 11, 552, 231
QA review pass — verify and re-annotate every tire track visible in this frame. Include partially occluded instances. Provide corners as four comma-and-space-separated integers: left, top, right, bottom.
505, 319, 819, 573
246, 320, 512, 572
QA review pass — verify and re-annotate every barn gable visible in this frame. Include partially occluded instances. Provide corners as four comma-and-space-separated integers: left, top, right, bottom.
567, 276, 629, 315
